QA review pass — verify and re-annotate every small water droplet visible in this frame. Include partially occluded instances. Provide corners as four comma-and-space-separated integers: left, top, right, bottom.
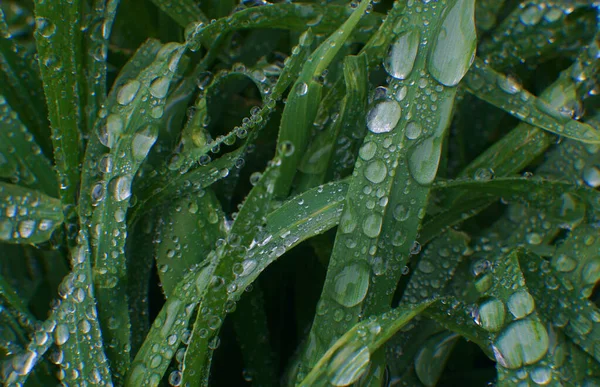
117, 80, 141, 106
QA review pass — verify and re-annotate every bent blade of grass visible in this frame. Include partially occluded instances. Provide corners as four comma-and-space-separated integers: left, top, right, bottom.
126, 180, 347, 386
5, 232, 111, 386
0, 97, 57, 196
464, 57, 600, 144
298, 300, 433, 387
185, 3, 381, 52
82, 0, 121, 133
0, 183, 63, 244
273, 0, 371, 197
88, 41, 186, 381
551, 225, 600, 300
33, 0, 84, 208
479, 0, 596, 68
520, 251, 600, 369
0, 9, 50, 157
299, 0, 476, 377
296, 53, 369, 191
150, 0, 208, 28
52, 231, 113, 386
181, 154, 283, 385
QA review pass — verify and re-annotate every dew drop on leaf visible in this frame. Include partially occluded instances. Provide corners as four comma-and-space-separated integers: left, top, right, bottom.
384, 29, 420, 80
367, 101, 401, 134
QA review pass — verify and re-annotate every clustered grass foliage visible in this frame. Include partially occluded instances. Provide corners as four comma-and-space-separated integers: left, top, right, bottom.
1, 0, 600, 385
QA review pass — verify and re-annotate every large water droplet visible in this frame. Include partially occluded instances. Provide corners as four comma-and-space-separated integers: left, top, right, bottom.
131, 126, 158, 161
507, 290, 535, 319
384, 29, 420, 80
150, 76, 170, 99
340, 205, 358, 234
359, 142, 377, 161
493, 319, 549, 369
519, 5, 544, 26
54, 323, 70, 346
362, 213, 383, 238
367, 101, 401, 134
117, 80, 141, 106
364, 160, 387, 184
331, 262, 370, 308
407, 97, 453, 185
328, 344, 370, 386
476, 298, 506, 332
428, 0, 477, 87
110, 175, 133, 202
583, 165, 600, 188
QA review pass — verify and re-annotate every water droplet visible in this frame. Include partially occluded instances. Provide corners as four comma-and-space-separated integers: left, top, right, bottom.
332, 262, 370, 308
407, 97, 453, 185
18, 220, 35, 239
150, 76, 170, 99
583, 165, 600, 188
384, 29, 420, 80
520, 5, 544, 26
362, 213, 383, 238
530, 366, 552, 385
364, 160, 387, 184
493, 319, 549, 369
367, 101, 401, 134
497, 76, 522, 95
295, 82, 308, 96
552, 254, 577, 272
405, 122, 422, 140
117, 80, 141, 106
359, 142, 377, 161
54, 323, 70, 346
476, 298, 506, 332
340, 205, 358, 234
110, 175, 133, 202
507, 290, 535, 319
328, 344, 370, 386
100, 114, 124, 148
131, 126, 158, 161
428, 0, 477, 87
35, 17, 56, 38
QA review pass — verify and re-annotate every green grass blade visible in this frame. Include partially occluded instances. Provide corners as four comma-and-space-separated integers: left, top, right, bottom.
0, 182, 63, 244
297, 53, 369, 190
300, 0, 477, 376
185, 3, 381, 51
88, 41, 186, 381
155, 189, 225, 297
0, 96, 57, 196
82, 0, 121, 133
298, 300, 433, 386
231, 286, 277, 387
273, 0, 370, 197
125, 179, 347, 386
0, 8, 50, 157
150, 0, 208, 27
479, 1, 596, 68
52, 231, 113, 386
464, 57, 600, 144
520, 250, 600, 368
181, 153, 283, 385
33, 0, 84, 208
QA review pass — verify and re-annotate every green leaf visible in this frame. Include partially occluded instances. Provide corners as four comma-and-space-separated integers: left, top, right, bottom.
300, 0, 476, 374
33, 0, 85, 207
125, 179, 347, 386
0, 182, 63, 244
0, 8, 50, 157
150, 0, 208, 28
0, 96, 57, 196
87, 41, 186, 381
273, 0, 371, 197
464, 58, 600, 144
520, 250, 600, 367
298, 300, 433, 386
